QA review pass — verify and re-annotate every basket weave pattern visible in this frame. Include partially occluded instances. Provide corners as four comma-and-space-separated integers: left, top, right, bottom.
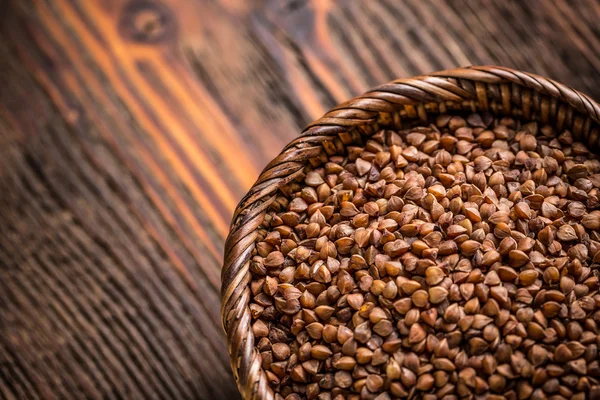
221, 66, 600, 400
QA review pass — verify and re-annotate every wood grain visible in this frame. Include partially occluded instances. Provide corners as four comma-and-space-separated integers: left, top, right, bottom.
1, 0, 600, 398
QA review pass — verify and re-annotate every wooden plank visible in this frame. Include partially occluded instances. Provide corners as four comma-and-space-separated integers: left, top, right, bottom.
1, 0, 599, 398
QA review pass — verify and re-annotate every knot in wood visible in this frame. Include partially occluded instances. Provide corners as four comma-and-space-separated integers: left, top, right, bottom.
119, 0, 175, 44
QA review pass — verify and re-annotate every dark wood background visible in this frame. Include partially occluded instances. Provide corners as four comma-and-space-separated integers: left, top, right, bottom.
1, 0, 600, 398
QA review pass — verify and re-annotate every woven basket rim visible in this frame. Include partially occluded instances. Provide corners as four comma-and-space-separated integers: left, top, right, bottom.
221, 65, 600, 400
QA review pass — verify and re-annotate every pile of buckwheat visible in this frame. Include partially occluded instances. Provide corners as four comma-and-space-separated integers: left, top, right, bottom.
248, 113, 600, 400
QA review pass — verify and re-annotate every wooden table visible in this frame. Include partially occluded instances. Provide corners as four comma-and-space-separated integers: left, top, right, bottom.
1, 0, 599, 398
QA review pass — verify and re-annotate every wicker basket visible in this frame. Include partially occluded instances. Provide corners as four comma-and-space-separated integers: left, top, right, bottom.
221, 66, 600, 400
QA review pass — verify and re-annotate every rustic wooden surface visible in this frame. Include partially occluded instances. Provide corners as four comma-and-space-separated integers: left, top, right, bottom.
1, 0, 600, 398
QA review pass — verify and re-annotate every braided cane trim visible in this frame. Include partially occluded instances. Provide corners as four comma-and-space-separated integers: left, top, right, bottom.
221, 66, 600, 399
